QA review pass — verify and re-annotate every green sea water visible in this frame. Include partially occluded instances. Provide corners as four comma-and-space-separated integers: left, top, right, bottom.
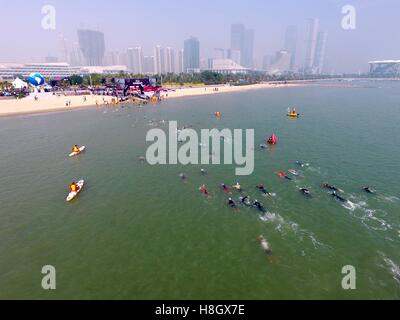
0, 80, 399, 299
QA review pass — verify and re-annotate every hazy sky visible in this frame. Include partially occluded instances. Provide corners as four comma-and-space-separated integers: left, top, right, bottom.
1, 0, 399, 73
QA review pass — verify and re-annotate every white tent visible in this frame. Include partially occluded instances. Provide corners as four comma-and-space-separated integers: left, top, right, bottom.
12, 77, 28, 89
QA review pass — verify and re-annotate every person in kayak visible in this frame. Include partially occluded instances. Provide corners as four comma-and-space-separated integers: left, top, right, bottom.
228, 197, 236, 208
362, 186, 375, 194
72, 145, 80, 153
70, 181, 80, 193
200, 184, 209, 195
256, 184, 270, 195
331, 191, 347, 202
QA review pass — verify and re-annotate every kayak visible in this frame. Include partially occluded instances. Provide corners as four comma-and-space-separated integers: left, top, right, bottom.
287, 113, 300, 117
69, 146, 86, 157
66, 180, 84, 202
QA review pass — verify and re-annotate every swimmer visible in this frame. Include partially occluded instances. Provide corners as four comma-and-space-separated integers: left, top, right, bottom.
256, 184, 271, 196
179, 173, 186, 180
200, 168, 206, 175
331, 191, 347, 202
221, 183, 230, 193
322, 182, 342, 192
233, 182, 242, 191
296, 161, 309, 167
299, 187, 311, 196
228, 197, 236, 208
200, 184, 209, 195
362, 186, 375, 194
239, 195, 251, 206
278, 171, 292, 180
253, 200, 266, 212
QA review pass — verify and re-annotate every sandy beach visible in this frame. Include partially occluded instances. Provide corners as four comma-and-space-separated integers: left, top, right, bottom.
0, 82, 299, 117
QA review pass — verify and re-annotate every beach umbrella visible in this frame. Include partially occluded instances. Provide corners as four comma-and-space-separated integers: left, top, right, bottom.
27, 73, 45, 86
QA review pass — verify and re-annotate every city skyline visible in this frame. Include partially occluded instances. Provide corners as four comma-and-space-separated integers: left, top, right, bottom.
1, 0, 399, 73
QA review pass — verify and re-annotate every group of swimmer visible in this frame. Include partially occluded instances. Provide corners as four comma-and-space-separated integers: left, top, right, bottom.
321, 182, 376, 203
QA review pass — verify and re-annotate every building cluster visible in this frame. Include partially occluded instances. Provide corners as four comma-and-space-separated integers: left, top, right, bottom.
0, 20, 333, 80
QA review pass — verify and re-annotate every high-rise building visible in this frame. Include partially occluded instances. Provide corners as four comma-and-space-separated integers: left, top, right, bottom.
183, 37, 200, 73
269, 50, 291, 74
214, 48, 225, 59
227, 49, 241, 65
304, 18, 319, 72
230, 24, 254, 69
284, 26, 297, 71
143, 55, 155, 74
177, 49, 184, 73
313, 31, 328, 74
69, 42, 84, 66
104, 51, 121, 66
127, 47, 143, 74
77, 29, 105, 66
243, 29, 254, 69
58, 34, 69, 63
153, 45, 165, 74
164, 47, 175, 73
230, 24, 245, 52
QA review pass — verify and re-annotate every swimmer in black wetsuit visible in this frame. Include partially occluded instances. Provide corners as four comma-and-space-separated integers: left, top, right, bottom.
228, 197, 236, 208
299, 188, 311, 196
256, 184, 271, 195
253, 200, 266, 212
362, 186, 375, 194
331, 191, 347, 202
322, 182, 340, 191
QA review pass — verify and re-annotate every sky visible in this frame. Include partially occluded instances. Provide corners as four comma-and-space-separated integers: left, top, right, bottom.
0, 0, 399, 73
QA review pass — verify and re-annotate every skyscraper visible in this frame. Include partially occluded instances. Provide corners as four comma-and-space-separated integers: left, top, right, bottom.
127, 47, 143, 74
69, 42, 84, 66
77, 29, 105, 66
227, 49, 241, 65
177, 49, 184, 73
243, 29, 254, 69
313, 32, 328, 74
154, 45, 165, 74
164, 47, 175, 73
183, 37, 200, 73
284, 26, 297, 71
143, 55, 155, 74
58, 34, 69, 63
304, 18, 319, 72
230, 24, 254, 68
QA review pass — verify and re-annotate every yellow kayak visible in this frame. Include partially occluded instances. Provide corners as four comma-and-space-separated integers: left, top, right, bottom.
287, 113, 300, 117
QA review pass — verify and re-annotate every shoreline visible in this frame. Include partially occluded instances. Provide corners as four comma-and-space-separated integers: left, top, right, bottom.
0, 78, 383, 118
0, 82, 302, 118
